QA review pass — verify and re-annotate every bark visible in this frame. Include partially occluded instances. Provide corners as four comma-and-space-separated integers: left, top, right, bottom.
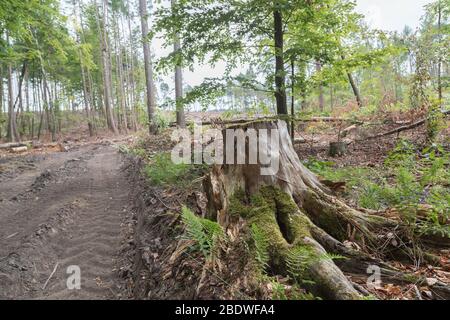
0, 65, 3, 139
173, 0, 185, 128
315, 61, 324, 111
97, 0, 118, 134
76, 0, 94, 137
126, 0, 138, 131
139, 0, 157, 134
290, 59, 295, 140
437, 0, 442, 106
113, 12, 128, 133
340, 54, 363, 108
273, 9, 287, 115
347, 72, 363, 108
7, 60, 20, 142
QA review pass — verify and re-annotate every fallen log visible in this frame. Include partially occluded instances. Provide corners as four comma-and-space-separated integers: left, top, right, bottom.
170, 116, 365, 127
0, 142, 26, 149
11, 146, 28, 153
356, 109, 450, 142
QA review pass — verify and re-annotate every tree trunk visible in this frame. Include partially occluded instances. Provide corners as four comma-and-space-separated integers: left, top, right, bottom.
437, 0, 442, 106
172, 0, 186, 128
290, 59, 295, 140
347, 72, 363, 108
97, 0, 118, 134
316, 61, 324, 111
139, 0, 157, 134
0, 65, 3, 139
126, 0, 138, 131
273, 9, 287, 116
7, 61, 20, 142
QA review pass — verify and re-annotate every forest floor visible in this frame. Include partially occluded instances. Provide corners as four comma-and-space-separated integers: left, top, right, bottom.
0, 136, 135, 299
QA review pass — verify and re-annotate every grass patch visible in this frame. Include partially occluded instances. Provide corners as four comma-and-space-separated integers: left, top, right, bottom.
143, 152, 203, 186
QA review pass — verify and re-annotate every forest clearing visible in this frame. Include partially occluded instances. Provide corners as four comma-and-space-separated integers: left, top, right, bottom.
0, 0, 449, 306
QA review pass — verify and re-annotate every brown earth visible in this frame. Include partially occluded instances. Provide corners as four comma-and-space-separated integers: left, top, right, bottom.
0, 141, 132, 299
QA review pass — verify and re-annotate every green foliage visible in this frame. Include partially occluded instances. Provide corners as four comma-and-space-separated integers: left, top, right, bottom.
286, 246, 345, 283
286, 246, 318, 280
268, 278, 318, 300
250, 224, 270, 271
426, 100, 445, 142
305, 139, 450, 238
181, 206, 225, 258
143, 153, 193, 186
154, 110, 173, 130
384, 139, 416, 168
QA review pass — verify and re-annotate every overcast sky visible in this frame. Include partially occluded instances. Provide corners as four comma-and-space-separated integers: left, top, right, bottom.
158, 0, 434, 93
355, 0, 433, 32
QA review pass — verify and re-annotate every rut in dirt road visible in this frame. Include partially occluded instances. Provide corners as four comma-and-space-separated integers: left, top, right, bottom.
0, 143, 132, 299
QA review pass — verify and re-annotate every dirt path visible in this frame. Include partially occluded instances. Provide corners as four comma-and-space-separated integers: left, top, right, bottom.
0, 142, 131, 299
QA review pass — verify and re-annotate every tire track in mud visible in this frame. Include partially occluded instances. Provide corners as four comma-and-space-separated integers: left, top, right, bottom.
0, 143, 131, 299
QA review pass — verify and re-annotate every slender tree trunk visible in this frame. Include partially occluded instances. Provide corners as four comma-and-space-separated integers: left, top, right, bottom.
273, 9, 287, 115
126, 0, 138, 131
172, 0, 186, 128
437, 0, 442, 106
316, 60, 324, 111
97, 0, 118, 134
0, 65, 3, 139
340, 55, 363, 108
139, 0, 157, 134
7, 61, 20, 142
75, 0, 94, 136
113, 12, 128, 133
347, 72, 363, 108
290, 59, 295, 140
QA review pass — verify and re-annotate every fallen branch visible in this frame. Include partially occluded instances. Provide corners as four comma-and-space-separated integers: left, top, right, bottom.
356, 110, 450, 142
42, 262, 59, 290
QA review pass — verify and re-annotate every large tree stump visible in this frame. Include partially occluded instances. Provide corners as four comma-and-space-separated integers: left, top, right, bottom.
202, 120, 450, 300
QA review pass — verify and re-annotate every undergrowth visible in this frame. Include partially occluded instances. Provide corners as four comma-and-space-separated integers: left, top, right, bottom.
304, 139, 449, 238
181, 206, 225, 258
144, 153, 205, 186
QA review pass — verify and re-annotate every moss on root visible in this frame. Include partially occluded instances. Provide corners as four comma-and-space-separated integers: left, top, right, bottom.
229, 186, 322, 282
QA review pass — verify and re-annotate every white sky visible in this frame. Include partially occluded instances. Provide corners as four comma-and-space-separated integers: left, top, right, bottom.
155, 0, 433, 96
355, 0, 432, 32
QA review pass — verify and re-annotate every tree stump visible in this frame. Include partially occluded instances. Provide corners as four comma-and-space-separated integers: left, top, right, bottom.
329, 141, 347, 157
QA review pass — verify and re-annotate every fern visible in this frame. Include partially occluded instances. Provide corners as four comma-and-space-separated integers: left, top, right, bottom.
286, 246, 316, 279
250, 224, 270, 271
181, 206, 225, 258
286, 247, 345, 281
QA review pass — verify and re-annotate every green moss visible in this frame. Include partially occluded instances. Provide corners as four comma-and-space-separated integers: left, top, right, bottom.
229, 186, 316, 277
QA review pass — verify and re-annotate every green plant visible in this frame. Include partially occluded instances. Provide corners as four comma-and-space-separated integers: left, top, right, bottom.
181, 206, 225, 258
154, 110, 172, 130
384, 139, 416, 168
144, 153, 191, 186
250, 224, 270, 271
